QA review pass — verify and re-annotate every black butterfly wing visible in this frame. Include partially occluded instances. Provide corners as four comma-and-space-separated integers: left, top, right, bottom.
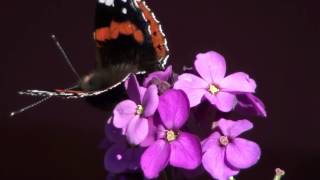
19, 0, 169, 99
92, 0, 169, 83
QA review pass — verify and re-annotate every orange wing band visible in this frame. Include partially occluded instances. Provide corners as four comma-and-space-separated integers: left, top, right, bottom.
95, 20, 144, 44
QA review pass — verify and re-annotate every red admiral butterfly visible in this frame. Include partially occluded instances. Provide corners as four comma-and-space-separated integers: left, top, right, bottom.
16, 0, 168, 110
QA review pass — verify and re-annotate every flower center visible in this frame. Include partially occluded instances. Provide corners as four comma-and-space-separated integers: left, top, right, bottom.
166, 130, 178, 142
219, 136, 229, 146
209, 84, 220, 94
136, 105, 144, 115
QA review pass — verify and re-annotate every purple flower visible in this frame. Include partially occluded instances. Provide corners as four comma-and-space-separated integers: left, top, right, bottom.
202, 118, 261, 180
113, 74, 159, 145
140, 90, 202, 179
143, 65, 173, 94
174, 51, 256, 112
104, 142, 144, 174
104, 122, 144, 174
105, 117, 126, 143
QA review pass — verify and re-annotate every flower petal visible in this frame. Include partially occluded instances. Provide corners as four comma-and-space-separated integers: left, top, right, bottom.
205, 92, 237, 112
226, 138, 261, 169
126, 74, 143, 104
217, 118, 253, 138
236, 93, 267, 117
126, 117, 149, 145
105, 121, 126, 143
123, 146, 144, 171
113, 100, 137, 128
156, 124, 167, 140
169, 132, 202, 169
220, 72, 256, 93
142, 85, 159, 117
140, 117, 157, 147
141, 140, 170, 179
158, 89, 190, 129
174, 73, 208, 107
104, 143, 128, 173
194, 51, 226, 83
201, 132, 221, 153
202, 145, 239, 180
143, 65, 172, 87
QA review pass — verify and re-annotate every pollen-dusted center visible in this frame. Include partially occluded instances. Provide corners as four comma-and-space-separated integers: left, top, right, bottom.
136, 105, 144, 115
219, 136, 229, 146
166, 130, 178, 142
209, 84, 220, 94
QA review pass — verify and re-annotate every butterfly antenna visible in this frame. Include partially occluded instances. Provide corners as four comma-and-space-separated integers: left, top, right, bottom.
10, 96, 52, 117
51, 34, 81, 81
10, 84, 79, 117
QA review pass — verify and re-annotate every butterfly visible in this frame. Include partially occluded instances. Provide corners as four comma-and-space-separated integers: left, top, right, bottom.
18, 0, 169, 109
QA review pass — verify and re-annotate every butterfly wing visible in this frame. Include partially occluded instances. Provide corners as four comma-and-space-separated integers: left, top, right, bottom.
19, 0, 169, 99
94, 0, 168, 69
18, 66, 132, 99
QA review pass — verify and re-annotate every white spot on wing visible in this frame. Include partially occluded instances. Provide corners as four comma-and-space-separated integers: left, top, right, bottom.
98, 0, 115, 7
122, 8, 127, 14
137, 0, 169, 68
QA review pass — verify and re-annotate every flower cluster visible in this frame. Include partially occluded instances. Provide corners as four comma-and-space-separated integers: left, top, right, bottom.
103, 51, 266, 180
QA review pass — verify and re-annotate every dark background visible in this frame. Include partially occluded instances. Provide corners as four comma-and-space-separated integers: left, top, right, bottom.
1, 0, 319, 179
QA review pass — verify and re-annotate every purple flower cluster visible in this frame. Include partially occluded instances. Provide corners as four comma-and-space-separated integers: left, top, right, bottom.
103, 51, 266, 180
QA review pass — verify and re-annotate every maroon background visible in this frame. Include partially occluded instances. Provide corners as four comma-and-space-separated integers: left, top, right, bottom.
1, 0, 319, 179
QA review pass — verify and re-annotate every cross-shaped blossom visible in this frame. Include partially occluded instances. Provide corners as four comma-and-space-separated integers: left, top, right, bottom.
202, 118, 261, 180
113, 74, 159, 145
174, 51, 256, 112
140, 90, 202, 179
